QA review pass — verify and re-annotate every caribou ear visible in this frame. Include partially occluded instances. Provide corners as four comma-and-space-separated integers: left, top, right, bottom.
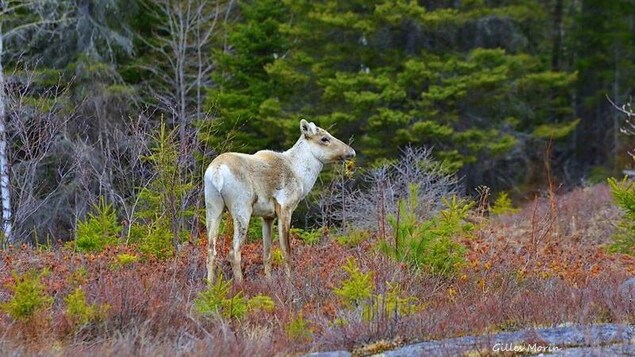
300, 119, 317, 138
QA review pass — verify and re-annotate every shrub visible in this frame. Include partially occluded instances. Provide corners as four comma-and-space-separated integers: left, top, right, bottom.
318, 146, 460, 231
194, 276, 275, 319
491, 191, 519, 215
285, 312, 313, 343
362, 282, 419, 321
65, 287, 109, 326
247, 294, 276, 313
379, 185, 471, 277
74, 197, 122, 253
219, 212, 264, 243
291, 227, 322, 245
333, 259, 419, 323
1, 270, 53, 321
111, 253, 139, 269
333, 257, 374, 308
194, 276, 248, 319
335, 228, 371, 247
136, 123, 197, 249
68, 266, 88, 286
272, 248, 284, 266
607, 177, 635, 254
138, 220, 174, 260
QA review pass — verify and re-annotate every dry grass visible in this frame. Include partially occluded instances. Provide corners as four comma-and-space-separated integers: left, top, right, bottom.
0, 184, 634, 356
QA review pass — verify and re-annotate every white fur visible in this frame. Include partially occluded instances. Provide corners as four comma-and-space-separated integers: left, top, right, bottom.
204, 119, 355, 282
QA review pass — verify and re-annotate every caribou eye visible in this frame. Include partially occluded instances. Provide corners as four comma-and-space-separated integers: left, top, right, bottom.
321, 136, 330, 143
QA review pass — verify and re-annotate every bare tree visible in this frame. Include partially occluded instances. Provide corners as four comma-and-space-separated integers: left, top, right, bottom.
135, 0, 234, 243
0, 0, 73, 244
2, 67, 85, 243
318, 147, 462, 232
608, 96, 635, 168
139, 0, 231, 144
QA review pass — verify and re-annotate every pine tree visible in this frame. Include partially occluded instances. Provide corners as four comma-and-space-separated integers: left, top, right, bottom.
202, 0, 292, 154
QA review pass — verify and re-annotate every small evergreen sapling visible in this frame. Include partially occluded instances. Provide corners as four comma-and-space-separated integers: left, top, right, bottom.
194, 275, 275, 320
1, 270, 53, 322
74, 197, 122, 253
65, 287, 109, 326
380, 184, 471, 277
607, 177, 635, 254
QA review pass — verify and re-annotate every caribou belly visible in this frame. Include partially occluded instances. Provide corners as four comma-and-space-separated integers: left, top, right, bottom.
252, 196, 276, 218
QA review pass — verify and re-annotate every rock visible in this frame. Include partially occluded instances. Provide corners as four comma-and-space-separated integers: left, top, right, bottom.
304, 352, 351, 357
619, 277, 635, 301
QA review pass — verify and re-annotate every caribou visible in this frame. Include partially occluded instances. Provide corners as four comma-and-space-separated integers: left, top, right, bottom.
204, 119, 356, 282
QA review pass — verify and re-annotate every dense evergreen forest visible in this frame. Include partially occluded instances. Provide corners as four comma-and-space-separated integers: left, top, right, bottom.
0, 0, 633, 244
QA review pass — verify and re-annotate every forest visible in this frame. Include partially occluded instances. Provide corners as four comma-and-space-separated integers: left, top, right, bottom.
0, 0, 634, 356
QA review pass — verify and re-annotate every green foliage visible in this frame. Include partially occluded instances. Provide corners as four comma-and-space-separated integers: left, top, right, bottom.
290, 227, 323, 246
335, 229, 371, 247
589, 166, 612, 185
333, 258, 374, 308
111, 253, 139, 269
136, 123, 195, 251
219, 213, 264, 243
362, 282, 420, 321
194, 276, 248, 319
138, 220, 175, 260
202, 0, 292, 153
491, 192, 519, 216
247, 294, 276, 313
74, 198, 122, 253
194, 276, 275, 319
1, 271, 53, 321
271, 248, 284, 266
204, 0, 586, 193
285, 313, 313, 343
380, 185, 470, 277
607, 177, 635, 254
532, 119, 580, 139
68, 266, 88, 286
65, 288, 108, 326
333, 259, 419, 323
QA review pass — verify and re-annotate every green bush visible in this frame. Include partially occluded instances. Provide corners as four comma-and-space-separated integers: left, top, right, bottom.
285, 312, 313, 342
247, 294, 276, 313
333, 257, 374, 308
362, 282, 419, 321
138, 220, 175, 260
491, 191, 519, 215
290, 227, 322, 245
218, 212, 264, 243
194, 276, 248, 319
335, 229, 371, 247
135, 123, 196, 248
74, 198, 122, 252
65, 287, 108, 326
194, 276, 275, 319
379, 184, 471, 277
1, 270, 53, 321
333, 258, 419, 323
607, 177, 635, 254
111, 253, 139, 269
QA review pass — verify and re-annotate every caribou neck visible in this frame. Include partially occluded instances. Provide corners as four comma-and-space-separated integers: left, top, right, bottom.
284, 138, 323, 198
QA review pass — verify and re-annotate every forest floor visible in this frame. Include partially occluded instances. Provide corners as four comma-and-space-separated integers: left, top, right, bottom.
0, 184, 634, 356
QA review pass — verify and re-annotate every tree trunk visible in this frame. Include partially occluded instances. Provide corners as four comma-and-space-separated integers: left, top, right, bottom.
551, 0, 564, 71
0, 28, 14, 244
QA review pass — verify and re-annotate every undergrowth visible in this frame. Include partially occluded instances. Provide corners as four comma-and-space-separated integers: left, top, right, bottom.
607, 177, 635, 254
74, 198, 121, 253
0, 184, 632, 356
379, 184, 472, 277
